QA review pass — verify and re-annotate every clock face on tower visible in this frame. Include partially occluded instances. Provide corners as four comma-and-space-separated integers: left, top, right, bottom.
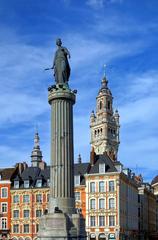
95, 141, 102, 147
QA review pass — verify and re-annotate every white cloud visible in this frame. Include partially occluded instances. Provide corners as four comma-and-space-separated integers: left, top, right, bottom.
86, 0, 122, 9
0, 93, 48, 125
118, 70, 158, 125
86, 0, 105, 8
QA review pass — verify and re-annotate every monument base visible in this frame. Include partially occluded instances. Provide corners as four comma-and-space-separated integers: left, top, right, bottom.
38, 212, 86, 240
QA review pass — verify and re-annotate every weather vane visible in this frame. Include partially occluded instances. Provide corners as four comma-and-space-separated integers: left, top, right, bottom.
103, 64, 106, 77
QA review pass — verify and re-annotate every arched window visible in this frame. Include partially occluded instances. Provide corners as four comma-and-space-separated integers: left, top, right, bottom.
109, 198, 115, 209
90, 233, 96, 239
99, 181, 104, 192
107, 101, 110, 110
99, 101, 102, 110
99, 198, 105, 209
90, 199, 95, 209
98, 233, 106, 239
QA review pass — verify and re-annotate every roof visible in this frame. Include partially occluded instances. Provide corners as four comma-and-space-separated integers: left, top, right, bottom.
0, 168, 15, 180
88, 154, 117, 174
74, 163, 90, 176
74, 163, 90, 185
151, 175, 158, 185
12, 166, 50, 188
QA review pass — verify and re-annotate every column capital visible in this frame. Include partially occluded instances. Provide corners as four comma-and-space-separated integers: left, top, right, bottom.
48, 84, 76, 104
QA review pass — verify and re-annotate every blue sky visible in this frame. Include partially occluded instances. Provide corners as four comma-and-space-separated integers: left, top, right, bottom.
0, 0, 158, 182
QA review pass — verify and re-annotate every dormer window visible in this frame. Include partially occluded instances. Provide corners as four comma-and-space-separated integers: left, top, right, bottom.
99, 163, 105, 173
74, 175, 80, 186
36, 179, 42, 188
14, 181, 19, 189
24, 180, 29, 188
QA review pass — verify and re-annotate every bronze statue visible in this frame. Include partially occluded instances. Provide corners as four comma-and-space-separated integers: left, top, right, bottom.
52, 38, 71, 84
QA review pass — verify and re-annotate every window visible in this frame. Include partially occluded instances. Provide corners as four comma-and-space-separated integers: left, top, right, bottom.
74, 175, 80, 186
36, 179, 42, 187
13, 224, 19, 233
1, 188, 8, 198
99, 101, 102, 110
36, 209, 42, 217
99, 199, 105, 209
109, 181, 115, 192
99, 163, 105, 173
14, 181, 19, 189
109, 216, 115, 226
23, 210, 29, 218
36, 224, 39, 233
36, 194, 42, 203
90, 216, 95, 227
13, 195, 19, 203
90, 199, 95, 209
108, 101, 111, 110
24, 180, 29, 188
99, 181, 104, 192
1, 218, 7, 229
13, 210, 19, 219
109, 198, 115, 209
75, 192, 80, 201
24, 224, 29, 233
23, 195, 30, 203
99, 216, 105, 226
1, 203, 7, 213
90, 182, 95, 193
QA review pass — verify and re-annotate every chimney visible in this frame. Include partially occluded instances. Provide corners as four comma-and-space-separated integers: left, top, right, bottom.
18, 163, 24, 175
90, 147, 96, 166
23, 162, 28, 170
39, 161, 46, 170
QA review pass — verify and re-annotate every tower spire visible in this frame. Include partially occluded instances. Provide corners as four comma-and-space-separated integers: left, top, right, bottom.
31, 130, 43, 167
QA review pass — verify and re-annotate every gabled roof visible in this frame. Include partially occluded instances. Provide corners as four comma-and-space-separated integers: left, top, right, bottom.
88, 154, 117, 174
11, 166, 50, 188
21, 167, 41, 181
151, 175, 158, 185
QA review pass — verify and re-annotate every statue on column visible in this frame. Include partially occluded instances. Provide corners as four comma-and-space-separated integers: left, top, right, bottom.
52, 38, 71, 84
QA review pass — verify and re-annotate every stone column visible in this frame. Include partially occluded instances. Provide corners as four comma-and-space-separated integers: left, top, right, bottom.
48, 85, 75, 214
38, 84, 86, 239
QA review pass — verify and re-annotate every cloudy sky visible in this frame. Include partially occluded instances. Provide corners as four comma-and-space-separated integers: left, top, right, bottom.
0, 0, 158, 182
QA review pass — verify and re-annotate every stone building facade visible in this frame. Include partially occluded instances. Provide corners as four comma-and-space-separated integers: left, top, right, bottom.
0, 167, 17, 239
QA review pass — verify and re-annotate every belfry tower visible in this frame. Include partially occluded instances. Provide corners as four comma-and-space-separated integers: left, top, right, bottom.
90, 74, 120, 161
